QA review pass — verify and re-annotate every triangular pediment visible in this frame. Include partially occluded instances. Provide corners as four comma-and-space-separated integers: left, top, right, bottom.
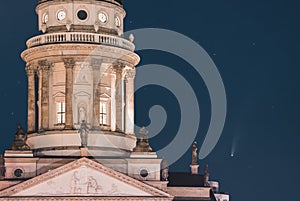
0, 158, 171, 198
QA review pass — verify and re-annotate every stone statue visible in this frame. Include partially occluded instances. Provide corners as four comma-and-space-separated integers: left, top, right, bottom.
79, 106, 87, 123
161, 159, 169, 181
133, 127, 153, 152
10, 124, 31, 151
79, 121, 89, 147
191, 141, 198, 165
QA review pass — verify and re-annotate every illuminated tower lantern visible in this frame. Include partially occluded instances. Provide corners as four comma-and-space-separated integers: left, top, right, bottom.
0, 1, 229, 201
23, 0, 139, 157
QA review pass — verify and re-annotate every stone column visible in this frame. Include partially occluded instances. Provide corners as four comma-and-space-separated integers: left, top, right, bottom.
92, 59, 101, 129
110, 73, 116, 132
26, 65, 36, 133
38, 60, 51, 131
114, 64, 124, 132
63, 58, 75, 129
124, 68, 136, 135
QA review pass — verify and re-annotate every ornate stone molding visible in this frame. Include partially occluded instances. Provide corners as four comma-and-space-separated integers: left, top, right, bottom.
21, 44, 140, 67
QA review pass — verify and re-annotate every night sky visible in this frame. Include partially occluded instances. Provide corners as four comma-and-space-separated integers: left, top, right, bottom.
0, 0, 300, 201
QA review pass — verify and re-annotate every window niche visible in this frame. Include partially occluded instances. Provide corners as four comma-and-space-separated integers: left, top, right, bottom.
99, 93, 111, 128
53, 92, 65, 127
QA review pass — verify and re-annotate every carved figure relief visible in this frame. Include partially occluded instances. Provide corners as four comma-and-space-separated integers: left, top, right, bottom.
70, 171, 104, 195
70, 171, 81, 194
87, 176, 103, 194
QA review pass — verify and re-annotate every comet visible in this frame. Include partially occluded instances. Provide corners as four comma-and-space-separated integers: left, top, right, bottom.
231, 135, 239, 158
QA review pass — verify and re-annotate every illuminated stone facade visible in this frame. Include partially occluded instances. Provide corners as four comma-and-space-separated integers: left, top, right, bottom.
0, 1, 229, 200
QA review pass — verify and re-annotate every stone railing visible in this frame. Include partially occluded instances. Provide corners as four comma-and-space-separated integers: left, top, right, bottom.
26, 32, 135, 51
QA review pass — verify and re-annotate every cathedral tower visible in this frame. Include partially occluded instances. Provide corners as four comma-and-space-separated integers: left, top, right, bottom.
0, 1, 229, 200
21, 0, 140, 157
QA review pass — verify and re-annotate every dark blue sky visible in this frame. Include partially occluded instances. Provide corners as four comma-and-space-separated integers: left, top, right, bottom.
0, 0, 300, 201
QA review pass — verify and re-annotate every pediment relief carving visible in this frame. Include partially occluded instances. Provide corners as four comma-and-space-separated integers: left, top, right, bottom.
0, 158, 171, 198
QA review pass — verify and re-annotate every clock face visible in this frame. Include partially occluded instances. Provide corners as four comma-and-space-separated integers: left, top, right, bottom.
42, 13, 49, 23
57, 10, 66, 21
98, 12, 107, 23
115, 16, 121, 27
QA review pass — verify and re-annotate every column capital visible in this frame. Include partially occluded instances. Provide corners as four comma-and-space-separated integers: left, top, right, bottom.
112, 62, 126, 74
123, 68, 136, 80
38, 60, 52, 73
25, 65, 36, 76
63, 58, 76, 69
38, 60, 52, 68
